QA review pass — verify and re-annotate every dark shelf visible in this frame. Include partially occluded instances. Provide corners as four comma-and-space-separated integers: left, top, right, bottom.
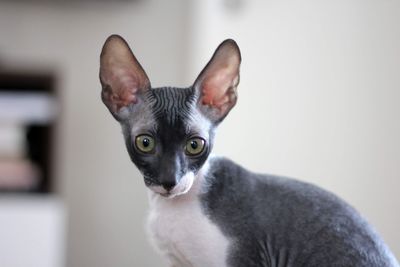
0, 71, 55, 93
0, 70, 57, 194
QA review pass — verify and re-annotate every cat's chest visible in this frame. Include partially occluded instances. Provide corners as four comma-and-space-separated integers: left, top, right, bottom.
147, 193, 230, 267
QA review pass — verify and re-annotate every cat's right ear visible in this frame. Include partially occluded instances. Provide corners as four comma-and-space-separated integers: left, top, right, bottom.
100, 35, 150, 121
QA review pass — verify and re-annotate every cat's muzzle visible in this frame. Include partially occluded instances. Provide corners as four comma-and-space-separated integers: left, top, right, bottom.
147, 172, 195, 198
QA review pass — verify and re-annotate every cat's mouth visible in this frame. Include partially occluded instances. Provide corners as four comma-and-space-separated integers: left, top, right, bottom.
148, 172, 195, 198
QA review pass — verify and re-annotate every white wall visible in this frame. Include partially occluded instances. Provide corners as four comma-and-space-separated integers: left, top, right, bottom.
189, 0, 400, 259
0, 1, 188, 266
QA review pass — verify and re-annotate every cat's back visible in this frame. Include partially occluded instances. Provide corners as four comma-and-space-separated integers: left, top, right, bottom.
201, 157, 399, 267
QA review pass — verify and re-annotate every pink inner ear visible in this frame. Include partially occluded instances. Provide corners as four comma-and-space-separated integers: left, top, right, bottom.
101, 67, 143, 113
201, 64, 239, 113
100, 35, 150, 115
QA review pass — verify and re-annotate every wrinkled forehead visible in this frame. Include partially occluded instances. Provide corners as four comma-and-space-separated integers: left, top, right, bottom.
129, 87, 212, 138
150, 87, 196, 125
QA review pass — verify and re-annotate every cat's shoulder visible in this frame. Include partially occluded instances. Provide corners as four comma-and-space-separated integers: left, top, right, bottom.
204, 156, 352, 213
206, 155, 316, 190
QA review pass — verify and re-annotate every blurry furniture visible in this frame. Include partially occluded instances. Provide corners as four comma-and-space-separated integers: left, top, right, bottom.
0, 70, 57, 193
0, 70, 65, 267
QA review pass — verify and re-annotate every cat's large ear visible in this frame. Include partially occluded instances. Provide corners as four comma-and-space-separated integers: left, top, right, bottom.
100, 34, 150, 121
193, 39, 241, 123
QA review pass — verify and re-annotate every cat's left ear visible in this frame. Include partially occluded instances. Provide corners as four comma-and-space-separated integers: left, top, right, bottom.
193, 39, 241, 123
99, 35, 150, 121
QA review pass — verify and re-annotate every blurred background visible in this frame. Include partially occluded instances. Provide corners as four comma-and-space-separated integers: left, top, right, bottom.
0, 0, 399, 266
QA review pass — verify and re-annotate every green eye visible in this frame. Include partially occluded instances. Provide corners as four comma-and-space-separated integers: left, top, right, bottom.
135, 135, 155, 153
185, 137, 206, 156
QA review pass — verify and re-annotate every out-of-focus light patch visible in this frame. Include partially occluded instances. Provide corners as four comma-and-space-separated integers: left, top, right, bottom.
223, 0, 244, 12
0, 92, 57, 125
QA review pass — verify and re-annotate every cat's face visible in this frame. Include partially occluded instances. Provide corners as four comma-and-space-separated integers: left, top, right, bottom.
100, 35, 241, 197
121, 87, 215, 198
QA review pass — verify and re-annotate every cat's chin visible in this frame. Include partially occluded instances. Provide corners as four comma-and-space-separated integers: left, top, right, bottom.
148, 172, 195, 199
149, 187, 190, 199
159, 192, 181, 199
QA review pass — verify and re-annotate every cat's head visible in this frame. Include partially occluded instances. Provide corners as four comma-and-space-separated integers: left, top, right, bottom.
99, 35, 241, 198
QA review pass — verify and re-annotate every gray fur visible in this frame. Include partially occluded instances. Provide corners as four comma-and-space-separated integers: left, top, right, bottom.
201, 157, 399, 267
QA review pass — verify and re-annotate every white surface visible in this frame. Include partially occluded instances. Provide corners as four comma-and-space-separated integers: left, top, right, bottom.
0, 196, 65, 267
0, 92, 57, 125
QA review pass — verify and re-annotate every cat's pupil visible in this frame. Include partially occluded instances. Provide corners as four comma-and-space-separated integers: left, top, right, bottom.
191, 140, 198, 150
143, 138, 150, 147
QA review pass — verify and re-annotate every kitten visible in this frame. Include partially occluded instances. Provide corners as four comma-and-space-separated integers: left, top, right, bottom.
99, 35, 399, 267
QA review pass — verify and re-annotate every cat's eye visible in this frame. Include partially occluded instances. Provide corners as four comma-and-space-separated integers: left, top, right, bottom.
185, 137, 206, 156
135, 135, 155, 154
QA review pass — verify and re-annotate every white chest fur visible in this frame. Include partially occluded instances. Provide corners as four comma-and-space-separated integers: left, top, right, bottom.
146, 176, 230, 267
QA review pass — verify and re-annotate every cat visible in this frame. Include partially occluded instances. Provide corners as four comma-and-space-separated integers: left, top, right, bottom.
99, 34, 399, 267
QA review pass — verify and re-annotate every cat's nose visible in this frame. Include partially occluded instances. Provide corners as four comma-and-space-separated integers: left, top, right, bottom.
162, 181, 176, 191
